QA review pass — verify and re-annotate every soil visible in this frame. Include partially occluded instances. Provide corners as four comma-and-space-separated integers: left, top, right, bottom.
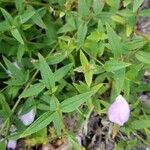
137, 0, 150, 35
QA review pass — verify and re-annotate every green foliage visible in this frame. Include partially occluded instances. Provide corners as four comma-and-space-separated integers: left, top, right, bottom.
0, 0, 149, 149
38, 53, 55, 90
132, 120, 150, 129
19, 83, 45, 98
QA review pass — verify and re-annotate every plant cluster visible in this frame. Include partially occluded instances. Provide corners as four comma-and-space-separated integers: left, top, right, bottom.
0, 0, 150, 149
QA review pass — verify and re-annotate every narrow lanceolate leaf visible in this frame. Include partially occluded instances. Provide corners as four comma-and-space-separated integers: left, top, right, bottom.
20, 111, 54, 138
61, 91, 94, 112
15, 0, 24, 13
80, 50, 93, 87
20, 83, 45, 98
93, 0, 104, 14
135, 51, 150, 64
50, 95, 60, 111
140, 9, 150, 17
3, 56, 25, 83
104, 59, 131, 72
114, 68, 125, 95
54, 63, 73, 81
28, 6, 46, 29
80, 50, 89, 67
133, 0, 144, 12
106, 24, 122, 58
131, 120, 150, 129
78, 0, 91, 17
84, 71, 93, 87
77, 22, 87, 48
0, 8, 13, 24
0, 140, 6, 150
32, 12, 46, 29
19, 9, 35, 24
38, 53, 55, 90
111, 15, 126, 24
0, 93, 11, 119
0, 21, 11, 32
11, 28, 24, 45
53, 112, 62, 135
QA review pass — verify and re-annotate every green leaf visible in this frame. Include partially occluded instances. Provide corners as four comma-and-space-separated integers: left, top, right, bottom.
11, 28, 24, 45
0, 21, 11, 32
93, 0, 104, 14
32, 12, 47, 29
0, 8, 13, 24
77, 22, 88, 48
139, 9, 150, 17
135, 51, 150, 64
84, 71, 93, 87
65, 12, 76, 30
37, 103, 50, 111
53, 112, 62, 135
91, 83, 103, 93
80, 50, 89, 67
80, 50, 93, 87
73, 81, 90, 93
20, 111, 54, 138
123, 38, 146, 51
17, 44, 26, 62
78, 0, 91, 17
54, 63, 73, 81
15, 0, 24, 13
126, 64, 143, 81
131, 120, 150, 129
105, 0, 120, 11
133, 0, 144, 12
38, 53, 55, 90
114, 68, 125, 95
20, 83, 45, 98
3, 56, 25, 83
46, 53, 66, 65
61, 91, 94, 112
111, 15, 126, 24
106, 24, 122, 58
0, 93, 11, 119
104, 59, 131, 72
19, 9, 35, 24
0, 141, 6, 150
50, 95, 60, 111
28, 6, 46, 29
123, 0, 131, 7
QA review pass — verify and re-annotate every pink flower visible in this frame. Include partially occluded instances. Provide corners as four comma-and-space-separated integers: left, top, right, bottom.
108, 95, 130, 126
19, 109, 36, 126
7, 140, 17, 149
7, 125, 17, 149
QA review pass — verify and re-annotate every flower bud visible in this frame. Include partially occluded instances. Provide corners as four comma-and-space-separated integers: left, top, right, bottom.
108, 95, 130, 126
19, 109, 36, 126
7, 140, 17, 150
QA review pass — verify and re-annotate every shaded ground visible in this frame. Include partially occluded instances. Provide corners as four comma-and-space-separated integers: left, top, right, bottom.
137, 0, 150, 34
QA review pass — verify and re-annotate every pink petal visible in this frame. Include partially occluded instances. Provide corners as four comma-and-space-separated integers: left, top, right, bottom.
7, 140, 17, 149
19, 109, 36, 126
108, 95, 130, 126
